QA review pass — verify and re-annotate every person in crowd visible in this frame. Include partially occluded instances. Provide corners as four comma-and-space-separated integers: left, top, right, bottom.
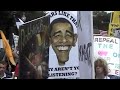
108, 74, 120, 79
12, 48, 19, 79
0, 60, 12, 79
94, 58, 110, 79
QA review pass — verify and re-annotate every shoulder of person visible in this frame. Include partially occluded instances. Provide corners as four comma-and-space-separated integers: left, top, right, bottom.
108, 75, 120, 79
5, 71, 12, 77
6, 74, 12, 78
104, 76, 110, 79
3, 72, 12, 79
3, 77, 13, 79
2, 74, 12, 79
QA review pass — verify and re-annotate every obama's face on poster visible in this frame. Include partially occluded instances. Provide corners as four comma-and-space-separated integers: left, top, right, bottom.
50, 18, 77, 66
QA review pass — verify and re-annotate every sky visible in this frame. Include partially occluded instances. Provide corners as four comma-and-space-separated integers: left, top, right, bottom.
70, 11, 113, 17
106, 11, 113, 13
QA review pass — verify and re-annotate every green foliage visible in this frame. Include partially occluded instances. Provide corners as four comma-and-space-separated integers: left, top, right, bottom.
24, 11, 46, 21
93, 11, 111, 34
0, 11, 46, 38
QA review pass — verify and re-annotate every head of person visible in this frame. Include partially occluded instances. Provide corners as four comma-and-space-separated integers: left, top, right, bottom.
94, 58, 108, 77
49, 18, 78, 66
0, 60, 7, 76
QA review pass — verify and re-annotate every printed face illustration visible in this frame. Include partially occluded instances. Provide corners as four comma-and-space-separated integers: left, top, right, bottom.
50, 20, 77, 66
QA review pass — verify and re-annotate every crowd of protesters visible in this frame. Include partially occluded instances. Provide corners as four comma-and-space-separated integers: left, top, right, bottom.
94, 58, 120, 79
1, 47, 120, 79
0, 48, 19, 79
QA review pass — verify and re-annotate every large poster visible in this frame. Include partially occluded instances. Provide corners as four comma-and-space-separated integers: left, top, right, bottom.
19, 16, 50, 79
94, 36, 120, 76
77, 11, 94, 79
48, 11, 80, 79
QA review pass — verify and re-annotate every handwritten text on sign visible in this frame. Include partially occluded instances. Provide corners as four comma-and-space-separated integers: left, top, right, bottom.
49, 66, 79, 79
94, 36, 120, 76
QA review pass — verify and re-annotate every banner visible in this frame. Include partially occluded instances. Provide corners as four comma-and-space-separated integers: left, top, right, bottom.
94, 36, 120, 76
19, 16, 50, 79
108, 11, 120, 36
77, 11, 94, 79
0, 30, 16, 66
48, 11, 80, 79
111, 11, 120, 24
108, 23, 120, 36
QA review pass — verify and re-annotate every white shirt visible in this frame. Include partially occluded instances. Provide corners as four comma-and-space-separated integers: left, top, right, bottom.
104, 76, 110, 79
0, 73, 6, 79
0, 73, 13, 79
37, 65, 42, 76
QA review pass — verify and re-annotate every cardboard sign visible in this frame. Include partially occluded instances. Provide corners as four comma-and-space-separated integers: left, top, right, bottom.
19, 16, 50, 79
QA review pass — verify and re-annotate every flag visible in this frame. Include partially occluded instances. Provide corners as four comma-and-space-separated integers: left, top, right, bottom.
0, 30, 16, 66
99, 30, 108, 36
15, 18, 25, 29
111, 11, 120, 24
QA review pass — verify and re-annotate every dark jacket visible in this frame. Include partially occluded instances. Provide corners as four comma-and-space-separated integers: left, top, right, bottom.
2, 74, 12, 79
0, 71, 12, 79
108, 75, 120, 79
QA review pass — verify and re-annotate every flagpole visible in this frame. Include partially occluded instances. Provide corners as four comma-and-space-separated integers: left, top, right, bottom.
110, 12, 113, 23
9, 11, 17, 49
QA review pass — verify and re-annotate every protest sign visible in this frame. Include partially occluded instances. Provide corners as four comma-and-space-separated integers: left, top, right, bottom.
19, 16, 50, 79
48, 11, 79, 79
94, 36, 120, 76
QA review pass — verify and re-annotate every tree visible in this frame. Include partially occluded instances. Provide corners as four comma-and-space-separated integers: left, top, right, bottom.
0, 11, 46, 39
0, 11, 47, 72
93, 11, 111, 34
12, 11, 46, 22
0, 11, 47, 48
0, 11, 14, 39
23, 11, 46, 22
